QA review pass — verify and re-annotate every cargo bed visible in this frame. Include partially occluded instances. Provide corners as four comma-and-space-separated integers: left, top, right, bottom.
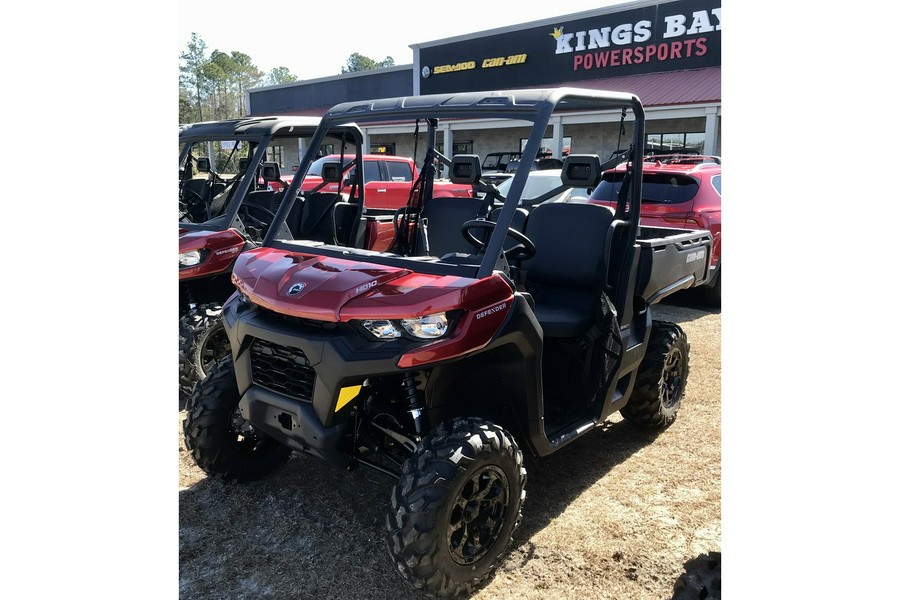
635, 225, 713, 304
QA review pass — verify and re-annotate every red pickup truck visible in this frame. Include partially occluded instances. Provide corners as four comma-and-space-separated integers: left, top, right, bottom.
272, 154, 472, 210
267, 153, 474, 253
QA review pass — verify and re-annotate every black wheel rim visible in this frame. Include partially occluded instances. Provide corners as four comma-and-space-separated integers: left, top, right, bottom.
661, 347, 686, 408
198, 323, 230, 379
446, 465, 510, 565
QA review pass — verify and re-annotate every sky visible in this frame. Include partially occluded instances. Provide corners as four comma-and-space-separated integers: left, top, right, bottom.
179, 0, 627, 81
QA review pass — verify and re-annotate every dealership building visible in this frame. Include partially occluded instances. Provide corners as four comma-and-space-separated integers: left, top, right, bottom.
246, 0, 721, 164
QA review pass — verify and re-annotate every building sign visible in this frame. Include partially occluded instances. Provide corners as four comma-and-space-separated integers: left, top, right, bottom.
419, 0, 720, 94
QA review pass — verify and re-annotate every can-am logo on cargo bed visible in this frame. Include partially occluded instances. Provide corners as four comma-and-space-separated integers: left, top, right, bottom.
686, 250, 705, 264
287, 282, 306, 296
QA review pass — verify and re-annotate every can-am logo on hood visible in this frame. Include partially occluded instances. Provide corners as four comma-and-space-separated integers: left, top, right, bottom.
287, 282, 306, 296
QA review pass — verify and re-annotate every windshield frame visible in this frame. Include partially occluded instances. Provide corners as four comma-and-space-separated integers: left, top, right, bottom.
261, 88, 646, 280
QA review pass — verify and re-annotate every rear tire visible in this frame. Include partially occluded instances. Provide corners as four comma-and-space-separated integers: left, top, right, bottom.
672, 552, 721, 600
620, 321, 689, 428
386, 417, 526, 598
183, 356, 292, 482
702, 268, 721, 306
179, 304, 229, 401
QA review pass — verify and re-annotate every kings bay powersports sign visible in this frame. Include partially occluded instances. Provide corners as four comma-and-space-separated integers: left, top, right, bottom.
418, 0, 720, 94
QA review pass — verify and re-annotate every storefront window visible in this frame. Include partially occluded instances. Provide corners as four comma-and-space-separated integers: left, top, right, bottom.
371, 144, 396, 155
436, 141, 474, 155
267, 145, 284, 166
645, 133, 705, 155
519, 136, 572, 157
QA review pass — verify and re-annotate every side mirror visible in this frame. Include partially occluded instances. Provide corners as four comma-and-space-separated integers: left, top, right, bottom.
195, 157, 211, 173
449, 155, 482, 184
320, 160, 343, 183
238, 157, 250, 172
560, 154, 602, 188
261, 161, 281, 182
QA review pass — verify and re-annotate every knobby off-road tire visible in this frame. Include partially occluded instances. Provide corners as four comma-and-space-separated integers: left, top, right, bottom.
179, 303, 230, 400
183, 356, 292, 482
620, 321, 689, 428
386, 417, 527, 598
672, 552, 721, 600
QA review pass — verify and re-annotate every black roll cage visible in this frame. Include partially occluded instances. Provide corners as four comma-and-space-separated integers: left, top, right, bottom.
261, 88, 645, 291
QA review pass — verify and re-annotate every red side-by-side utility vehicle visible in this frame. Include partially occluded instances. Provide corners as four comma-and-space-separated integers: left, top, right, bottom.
183, 88, 714, 598
179, 118, 474, 400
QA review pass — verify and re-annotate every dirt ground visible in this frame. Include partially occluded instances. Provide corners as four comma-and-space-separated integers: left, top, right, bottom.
178, 290, 721, 600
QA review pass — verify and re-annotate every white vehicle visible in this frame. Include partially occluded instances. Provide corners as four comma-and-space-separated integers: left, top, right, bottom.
496, 168, 591, 205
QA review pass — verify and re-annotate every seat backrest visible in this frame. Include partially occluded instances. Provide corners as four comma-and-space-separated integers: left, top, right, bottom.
245, 190, 276, 213
420, 197, 482, 257
522, 202, 614, 293
332, 201, 358, 246
297, 192, 344, 242
488, 207, 528, 242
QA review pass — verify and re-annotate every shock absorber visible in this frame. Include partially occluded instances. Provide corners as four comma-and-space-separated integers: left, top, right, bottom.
402, 371, 425, 435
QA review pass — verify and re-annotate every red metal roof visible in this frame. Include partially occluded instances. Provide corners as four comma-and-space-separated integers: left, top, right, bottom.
260, 67, 720, 118
551, 66, 721, 107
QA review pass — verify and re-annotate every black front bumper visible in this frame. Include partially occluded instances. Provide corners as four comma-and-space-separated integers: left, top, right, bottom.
222, 298, 417, 465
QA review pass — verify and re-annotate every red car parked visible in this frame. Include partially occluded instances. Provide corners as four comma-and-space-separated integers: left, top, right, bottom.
588, 155, 721, 302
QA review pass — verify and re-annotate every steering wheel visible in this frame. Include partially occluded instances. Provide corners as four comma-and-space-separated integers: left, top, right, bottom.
181, 186, 205, 205
180, 187, 209, 221
237, 203, 276, 230
461, 219, 535, 261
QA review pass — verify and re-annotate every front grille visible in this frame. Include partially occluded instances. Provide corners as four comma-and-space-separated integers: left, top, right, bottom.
249, 338, 316, 402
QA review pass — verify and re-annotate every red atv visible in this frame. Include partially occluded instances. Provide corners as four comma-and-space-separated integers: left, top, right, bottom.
178, 117, 361, 401
183, 88, 714, 597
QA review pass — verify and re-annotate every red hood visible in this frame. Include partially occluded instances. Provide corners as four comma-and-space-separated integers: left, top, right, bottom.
231, 247, 513, 322
179, 228, 246, 280
179, 227, 244, 253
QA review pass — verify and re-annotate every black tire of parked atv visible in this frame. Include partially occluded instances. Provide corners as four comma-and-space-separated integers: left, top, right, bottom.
386, 417, 527, 598
620, 321, 689, 428
702, 268, 721, 306
179, 304, 230, 400
672, 551, 721, 600
183, 356, 292, 482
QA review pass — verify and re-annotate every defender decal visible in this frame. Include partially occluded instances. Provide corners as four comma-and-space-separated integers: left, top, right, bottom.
476, 301, 508, 320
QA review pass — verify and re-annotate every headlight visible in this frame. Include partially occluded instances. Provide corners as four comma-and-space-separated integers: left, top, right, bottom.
179, 250, 203, 267
360, 312, 449, 341
401, 313, 448, 339
362, 319, 402, 339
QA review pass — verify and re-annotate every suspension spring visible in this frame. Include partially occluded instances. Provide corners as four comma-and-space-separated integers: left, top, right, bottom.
402, 372, 425, 435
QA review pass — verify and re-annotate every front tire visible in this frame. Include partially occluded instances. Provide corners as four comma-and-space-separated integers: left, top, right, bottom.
672, 552, 721, 600
179, 304, 230, 401
620, 321, 689, 428
386, 417, 526, 598
183, 356, 292, 482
